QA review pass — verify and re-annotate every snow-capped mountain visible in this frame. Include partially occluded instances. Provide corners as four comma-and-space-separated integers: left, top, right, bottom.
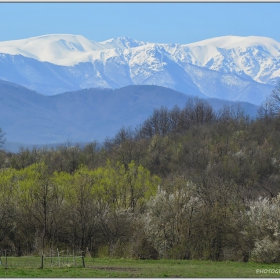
0, 34, 279, 105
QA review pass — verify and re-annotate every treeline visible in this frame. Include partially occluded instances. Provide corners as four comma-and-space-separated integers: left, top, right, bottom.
1, 96, 280, 262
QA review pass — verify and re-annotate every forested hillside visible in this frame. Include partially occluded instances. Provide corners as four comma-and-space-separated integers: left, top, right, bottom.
1, 94, 280, 263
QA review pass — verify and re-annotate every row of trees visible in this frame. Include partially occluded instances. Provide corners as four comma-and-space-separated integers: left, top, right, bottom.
1, 88, 280, 262
0, 160, 159, 257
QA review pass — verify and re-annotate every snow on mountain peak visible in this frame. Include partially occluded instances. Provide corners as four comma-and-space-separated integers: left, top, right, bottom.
175, 35, 280, 84
0, 34, 109, 65
0, 34, 279, 88
0, 34, 151, 66
187, 35, 280, 50
99, 36, 147, 50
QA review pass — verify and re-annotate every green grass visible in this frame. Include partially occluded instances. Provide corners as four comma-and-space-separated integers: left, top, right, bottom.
1, 257, 280, 277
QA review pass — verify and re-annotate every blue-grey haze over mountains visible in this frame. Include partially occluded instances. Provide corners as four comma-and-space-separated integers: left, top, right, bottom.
0, 34, 277, 105
0, 33, 279, 150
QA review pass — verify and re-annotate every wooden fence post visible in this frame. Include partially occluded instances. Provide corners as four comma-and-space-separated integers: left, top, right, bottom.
82, 256, 85, 268
41, 254, 44, 269
4, 249, 7, 269
57, 248, 60, 267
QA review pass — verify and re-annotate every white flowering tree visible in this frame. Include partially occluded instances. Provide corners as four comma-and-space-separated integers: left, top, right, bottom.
242, 194, 280, 263
143, 175, 199, 259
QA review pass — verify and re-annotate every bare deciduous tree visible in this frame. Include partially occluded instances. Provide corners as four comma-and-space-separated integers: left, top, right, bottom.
0, 127, 5, 149
258, 82, 280, 119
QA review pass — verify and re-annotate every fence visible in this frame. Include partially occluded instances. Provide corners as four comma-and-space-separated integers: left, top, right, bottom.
0, 248, 85, 269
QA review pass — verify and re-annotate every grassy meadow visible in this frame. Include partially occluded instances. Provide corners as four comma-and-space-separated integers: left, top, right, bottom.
0, 257, 280, 277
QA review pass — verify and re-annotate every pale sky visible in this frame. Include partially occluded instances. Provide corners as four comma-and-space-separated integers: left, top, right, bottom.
0, 2, 280, 44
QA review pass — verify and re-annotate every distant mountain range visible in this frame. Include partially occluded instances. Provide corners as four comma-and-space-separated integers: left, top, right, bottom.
0, 34, 279, 151
0, 34, 279, 105
0, 80, 258, 151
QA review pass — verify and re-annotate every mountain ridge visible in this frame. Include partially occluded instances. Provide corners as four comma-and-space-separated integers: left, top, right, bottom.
0, 34, 279, 105
0, 80, 259, 150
